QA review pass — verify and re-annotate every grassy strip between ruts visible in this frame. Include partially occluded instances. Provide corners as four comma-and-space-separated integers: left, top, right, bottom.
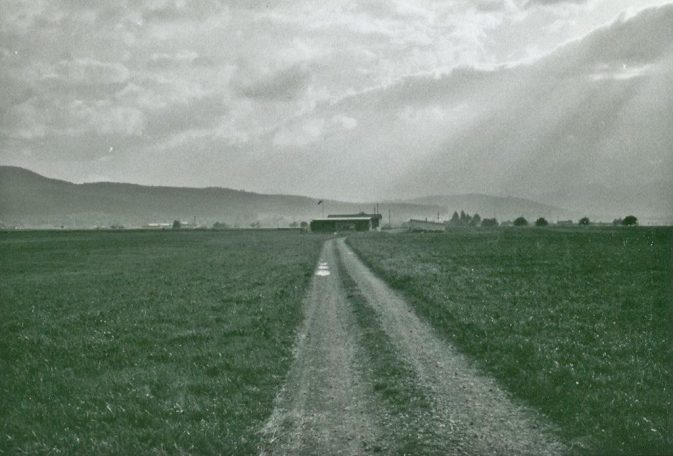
334, 245, 439, 454
347, 227, 672, 455
0, 230, 328, 455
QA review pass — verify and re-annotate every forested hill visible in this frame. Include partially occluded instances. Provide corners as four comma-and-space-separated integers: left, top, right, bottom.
0, 166, 449, 228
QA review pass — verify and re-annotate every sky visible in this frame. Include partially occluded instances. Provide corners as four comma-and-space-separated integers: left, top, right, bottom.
1, 0, 672, 203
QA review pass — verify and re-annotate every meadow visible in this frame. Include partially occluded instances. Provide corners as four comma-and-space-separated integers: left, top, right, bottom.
348, 227, 672, 455
0, 230, 327, 454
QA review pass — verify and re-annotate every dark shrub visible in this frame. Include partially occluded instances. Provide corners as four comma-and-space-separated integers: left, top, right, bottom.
513, 216, 528, 227
622, 215, 638, 226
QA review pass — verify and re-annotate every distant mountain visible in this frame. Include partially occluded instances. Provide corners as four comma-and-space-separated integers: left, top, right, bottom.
0, 166, 571, 228
0, 166, 441, 228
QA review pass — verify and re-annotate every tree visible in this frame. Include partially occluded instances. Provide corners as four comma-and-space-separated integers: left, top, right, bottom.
289, 221, 299, 228
481, 218, 498, 227
535, 217, 549, 227
513, 216, 528, 227
450, 211, 460, 226
213, 222, 228, 229
622, 215, 638, 226
172, 220, 181, 229
579, 217, 590, 226
471, 213, 482, 227
459, 210, 471, 226
612, 218, 622, 226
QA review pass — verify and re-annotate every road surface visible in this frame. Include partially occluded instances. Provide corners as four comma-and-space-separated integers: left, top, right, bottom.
259, 238, 566, 455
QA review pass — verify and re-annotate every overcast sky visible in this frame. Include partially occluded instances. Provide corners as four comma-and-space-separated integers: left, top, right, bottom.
1, 0, 672, 201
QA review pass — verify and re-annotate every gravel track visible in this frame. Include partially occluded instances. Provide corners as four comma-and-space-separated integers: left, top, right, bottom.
260, 238, 567, 455
258, 240, 383, 455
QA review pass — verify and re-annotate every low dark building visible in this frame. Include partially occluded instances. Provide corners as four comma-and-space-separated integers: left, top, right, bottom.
310, 217, 373, 232
327, 212, 383, 229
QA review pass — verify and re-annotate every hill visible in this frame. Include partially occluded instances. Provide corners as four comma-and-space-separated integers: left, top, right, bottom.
0, 166, 573, 228
0, 166, 440, 228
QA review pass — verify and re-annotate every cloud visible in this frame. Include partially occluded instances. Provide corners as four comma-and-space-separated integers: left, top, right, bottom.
139, 1, 228, 23
245, 4, 673, 202
384, 4, 673, 198
271, 113, 361, 147
524, 0, 588, 7
4, 97, 145, 139
397, 105, 460, 125
142, 96, 228, 138
589, 63, 653, 81
543, 4, 673, 76
235, 64, 312, 101
272, 118, 325, 147
148, 51, 200, 69
2, 0, 672, 206
332, 114, 358, 130
473, 0, 512, 12
44, 58, 130, 87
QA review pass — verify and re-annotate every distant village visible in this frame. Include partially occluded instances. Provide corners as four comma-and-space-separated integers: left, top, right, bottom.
0, 207, 640, 232
128, 210, 638, 233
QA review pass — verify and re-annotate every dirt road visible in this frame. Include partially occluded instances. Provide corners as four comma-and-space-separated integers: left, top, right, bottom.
259, 238, 566, 455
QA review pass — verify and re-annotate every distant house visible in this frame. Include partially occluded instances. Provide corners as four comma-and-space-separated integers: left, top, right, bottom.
327, 212, 383, 229
408, 219, 445, 232
179, 221, 199, 229
310, 216, 374, 232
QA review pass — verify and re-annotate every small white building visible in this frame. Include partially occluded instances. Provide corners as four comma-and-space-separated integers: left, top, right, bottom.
143, 223, 172, 229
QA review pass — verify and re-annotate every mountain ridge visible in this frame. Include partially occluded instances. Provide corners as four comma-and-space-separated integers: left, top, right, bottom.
0, 166, 575, 228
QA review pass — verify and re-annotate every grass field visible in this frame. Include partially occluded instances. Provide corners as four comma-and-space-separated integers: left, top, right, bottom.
0, 230, 327, 454
347, 227, 672, 455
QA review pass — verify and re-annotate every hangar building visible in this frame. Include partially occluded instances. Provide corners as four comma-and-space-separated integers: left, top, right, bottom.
310, 212, 382, 232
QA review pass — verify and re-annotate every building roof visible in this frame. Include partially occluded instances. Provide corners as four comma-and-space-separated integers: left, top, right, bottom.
312, 217, 373, 222
328, 212, 382, 219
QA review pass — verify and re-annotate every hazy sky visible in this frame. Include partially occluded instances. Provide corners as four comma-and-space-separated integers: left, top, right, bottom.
1, 0, 672, 201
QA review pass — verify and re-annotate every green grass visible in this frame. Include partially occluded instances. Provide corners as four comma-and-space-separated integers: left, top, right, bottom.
0, 230, 327, 454
347, 227, 673, 455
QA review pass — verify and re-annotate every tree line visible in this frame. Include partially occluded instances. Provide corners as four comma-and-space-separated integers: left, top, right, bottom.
447, 211, 639, 228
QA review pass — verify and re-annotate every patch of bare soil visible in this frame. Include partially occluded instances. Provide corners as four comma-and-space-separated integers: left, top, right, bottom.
336, 238, 567, 456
